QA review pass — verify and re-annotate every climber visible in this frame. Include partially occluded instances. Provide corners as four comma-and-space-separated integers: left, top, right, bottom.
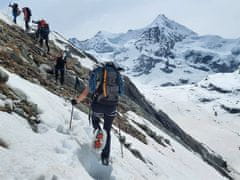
9, 3, 20, 24
32, 19, 50, 53
22, 7, 32, 32
54, 52, 68, 85
71, 62, 124, 166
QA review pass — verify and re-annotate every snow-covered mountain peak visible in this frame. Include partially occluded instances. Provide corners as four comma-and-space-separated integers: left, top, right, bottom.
149, 14, 170, 27
70, 13, 240, 85
94, 30, 117, 39
147, 14, 197, 37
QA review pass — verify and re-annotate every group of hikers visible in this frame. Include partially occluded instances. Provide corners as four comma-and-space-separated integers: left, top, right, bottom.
8, 3, 125, 166
9, 3, 50, 53
9, 3, 62, 83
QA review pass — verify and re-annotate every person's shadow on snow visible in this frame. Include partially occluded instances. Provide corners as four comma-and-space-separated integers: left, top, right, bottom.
77, 144, 115, 180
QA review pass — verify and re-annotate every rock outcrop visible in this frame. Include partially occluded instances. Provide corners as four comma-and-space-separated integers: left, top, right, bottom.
0, 68, 9, 84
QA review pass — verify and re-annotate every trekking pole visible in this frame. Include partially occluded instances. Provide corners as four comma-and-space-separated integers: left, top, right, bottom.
69, 77, 79, 130
69, 104, 74, 129
118, 113, 124, 158
7, 1, 12, 15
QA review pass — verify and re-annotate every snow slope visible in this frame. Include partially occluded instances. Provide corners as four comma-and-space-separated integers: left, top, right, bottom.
137, 71, 240, 178
0, 68, 227, 180
0, 12, 14, 25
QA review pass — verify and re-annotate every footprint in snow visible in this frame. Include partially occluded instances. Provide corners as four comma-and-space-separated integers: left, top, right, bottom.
37, 124, 49, 134
76, 144, 115, 180
62, 139, 72, 150
54, 146, 66, 154
72, 111, 81, 121
56, 125, 69, 135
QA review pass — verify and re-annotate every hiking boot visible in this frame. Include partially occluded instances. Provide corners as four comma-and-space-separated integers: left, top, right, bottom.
101, 156, 109, 166
96, 131, 103, 139
94, 130, 104, 149
94, 139, 102, 149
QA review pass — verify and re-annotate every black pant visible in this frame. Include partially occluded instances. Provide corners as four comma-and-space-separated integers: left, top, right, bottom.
25, 18, 30, 31
39, 37, 50, 53
35, 29, 40, 39
55, 67, 64, 85
91, 103, 117, 159
13, 15, 17, 24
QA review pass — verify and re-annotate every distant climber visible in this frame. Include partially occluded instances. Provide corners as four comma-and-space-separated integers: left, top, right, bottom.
63, 47, 71, 60
71, 62, 124, 166
22, 7, 32, 32
54, 52, 68, 85
9, 3, 21, 24
32, 19, 50, 53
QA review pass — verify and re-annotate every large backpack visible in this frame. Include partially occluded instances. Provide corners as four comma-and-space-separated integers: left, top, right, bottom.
12, 3, 20, 16
16, 9, 21, 16
26, 7, 32, 17
89, 62, 124, 106
39, 20, 50, 39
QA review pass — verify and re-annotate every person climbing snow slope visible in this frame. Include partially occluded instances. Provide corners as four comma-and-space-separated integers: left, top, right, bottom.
71, 62, 124, 166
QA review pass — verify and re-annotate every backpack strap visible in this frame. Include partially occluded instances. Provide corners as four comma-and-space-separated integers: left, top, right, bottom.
103, 68, 107, 97
89, 66, 103, 94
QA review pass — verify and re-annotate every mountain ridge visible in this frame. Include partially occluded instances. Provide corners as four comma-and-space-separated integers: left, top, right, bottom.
70, 14, 240, 87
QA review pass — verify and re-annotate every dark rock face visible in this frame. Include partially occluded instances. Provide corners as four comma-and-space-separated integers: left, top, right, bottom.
0, 68, 9, 84
185, 50, 214, 64
221, 105, 240, 114
211, 56, 240, 73
161, 67, 173, 74
199, 98, 215, 103
231, 47, 240, 56
0, 138, 8, 149
133, 55, 162, 75
207, 83, 232, 93
161, 82, 176, 87
185, 50, 240, 73
179, 78, 189, 84
135, 26, 179, 60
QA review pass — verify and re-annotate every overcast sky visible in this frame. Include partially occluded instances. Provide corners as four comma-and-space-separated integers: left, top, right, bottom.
1, 0, 240, 40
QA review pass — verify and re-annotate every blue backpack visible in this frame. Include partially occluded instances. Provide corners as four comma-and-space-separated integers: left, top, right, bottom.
89, 62, 124, 105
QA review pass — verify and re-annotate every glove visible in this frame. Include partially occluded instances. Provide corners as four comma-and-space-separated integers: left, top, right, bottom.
71, 99, 77, 105
119, 135, 126, 144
